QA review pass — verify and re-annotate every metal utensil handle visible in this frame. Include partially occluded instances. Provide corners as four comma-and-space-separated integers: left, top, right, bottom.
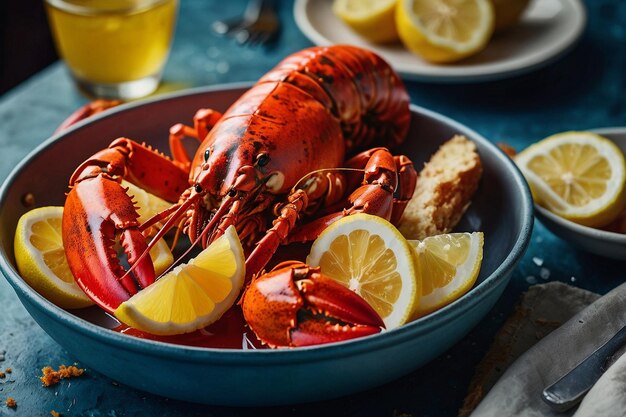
542, 323, 626, 412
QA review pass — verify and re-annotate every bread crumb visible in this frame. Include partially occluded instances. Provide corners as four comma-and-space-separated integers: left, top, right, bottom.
5, 397, 16, 408
399, 135, 483, 240
51, 411, 61, 417
5, 368, 11, 374
0, 372, 5, 379
40, 365, 85, 387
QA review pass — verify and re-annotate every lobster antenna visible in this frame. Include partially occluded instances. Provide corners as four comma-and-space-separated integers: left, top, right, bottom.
138, 202, 182, 233
168, 216, 187, 252
119, 194, 199, 286
291, 167, 365, 193
157, 194, 237, 278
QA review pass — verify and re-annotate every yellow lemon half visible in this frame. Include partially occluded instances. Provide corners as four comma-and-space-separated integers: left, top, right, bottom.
408, 232, 483, 318
396, 0, 495, 63
307, 213, 418, 330
115, 226, 245, 336
333, 0, 400, 43
515, 132, 626, 228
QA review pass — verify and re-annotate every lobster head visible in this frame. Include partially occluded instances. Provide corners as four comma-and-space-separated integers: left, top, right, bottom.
190, 80, 348, 203
191, 133, 285, 200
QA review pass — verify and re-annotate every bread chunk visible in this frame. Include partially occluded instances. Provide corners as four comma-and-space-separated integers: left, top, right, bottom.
398, 135, 482, 240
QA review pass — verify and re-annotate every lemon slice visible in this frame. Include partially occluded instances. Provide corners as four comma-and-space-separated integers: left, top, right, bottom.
515, 132, 626, 227
408, 232, 483, 318
115, 225, 245, 336
14, 206, 93, 309
14, 206, 174, 309
396, 0, 495, 63
333, 0, 399, 43
306, 213, 418, 329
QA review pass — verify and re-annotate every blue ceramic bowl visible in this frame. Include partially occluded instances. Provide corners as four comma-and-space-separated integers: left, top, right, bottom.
0, 85, 533, 406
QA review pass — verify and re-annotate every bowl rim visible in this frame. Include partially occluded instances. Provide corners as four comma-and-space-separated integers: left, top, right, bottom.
533, 126, 626, 244
0, 84, 534, 364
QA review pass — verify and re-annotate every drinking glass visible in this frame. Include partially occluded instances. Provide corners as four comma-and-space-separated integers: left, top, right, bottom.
45, 0, 178, 99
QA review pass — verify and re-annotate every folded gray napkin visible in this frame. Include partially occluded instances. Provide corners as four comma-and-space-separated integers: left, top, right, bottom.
463, 281, 626, 417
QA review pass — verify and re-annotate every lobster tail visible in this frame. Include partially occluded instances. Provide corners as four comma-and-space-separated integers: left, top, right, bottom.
259, 45, 410, 153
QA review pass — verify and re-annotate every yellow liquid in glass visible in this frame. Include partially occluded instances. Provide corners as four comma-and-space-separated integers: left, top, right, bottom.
46, 0, 177, 84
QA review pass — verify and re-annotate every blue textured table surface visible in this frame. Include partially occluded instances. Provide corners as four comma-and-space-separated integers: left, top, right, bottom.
1, 0, 625, 416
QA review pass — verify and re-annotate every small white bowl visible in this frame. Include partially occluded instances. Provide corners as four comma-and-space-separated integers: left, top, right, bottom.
534, 127, 626, 260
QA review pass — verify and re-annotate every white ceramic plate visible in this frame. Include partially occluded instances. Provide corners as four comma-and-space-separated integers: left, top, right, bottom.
534, 128, 626, 260
294, 0, 586, 83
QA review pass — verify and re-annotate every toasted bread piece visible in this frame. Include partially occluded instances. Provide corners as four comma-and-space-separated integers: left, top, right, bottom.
398, 135, 482, 240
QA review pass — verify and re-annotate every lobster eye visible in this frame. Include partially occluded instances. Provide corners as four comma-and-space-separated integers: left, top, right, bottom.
194, 184, 202, 193
204, 149, 211, 162
256, 154, 270, 167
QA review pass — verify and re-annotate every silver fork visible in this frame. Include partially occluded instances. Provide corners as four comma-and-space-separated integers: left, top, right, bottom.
233, 0, 280, 46
211, 0, 264, 36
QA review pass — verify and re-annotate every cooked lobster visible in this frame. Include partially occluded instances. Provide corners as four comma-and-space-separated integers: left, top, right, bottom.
62, 45, 416, 346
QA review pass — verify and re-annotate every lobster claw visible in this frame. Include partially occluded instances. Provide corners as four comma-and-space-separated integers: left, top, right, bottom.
242, 262, 384, 348
62, 138, 190, 314
63, 175, 156, 314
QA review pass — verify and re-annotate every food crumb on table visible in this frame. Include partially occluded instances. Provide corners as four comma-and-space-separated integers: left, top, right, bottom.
40, 365, 85, 387
0, 371, 5, 379
51, 410, 61, 417
5, 397, 16, 408
5, 368, 11, 374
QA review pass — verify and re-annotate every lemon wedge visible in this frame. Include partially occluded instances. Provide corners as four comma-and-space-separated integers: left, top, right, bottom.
515, 132, 626, 227
14, 206, 93, 309
14, 206, 174, 309
114, 225, 245, 336
122, 180, 171, 227
306, 213, 418, 330
333, 0, 400, 43
408, 232, 483, 318
396, 0, 495, 63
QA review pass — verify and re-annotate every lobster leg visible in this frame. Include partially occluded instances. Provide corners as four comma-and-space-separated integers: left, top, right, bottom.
169, 108, 223, 171
55, 99, 122, 133
287, 148, 417, 243
244, 190, 309, 279
390, 155, 418, 225
63, 138, 190, 313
